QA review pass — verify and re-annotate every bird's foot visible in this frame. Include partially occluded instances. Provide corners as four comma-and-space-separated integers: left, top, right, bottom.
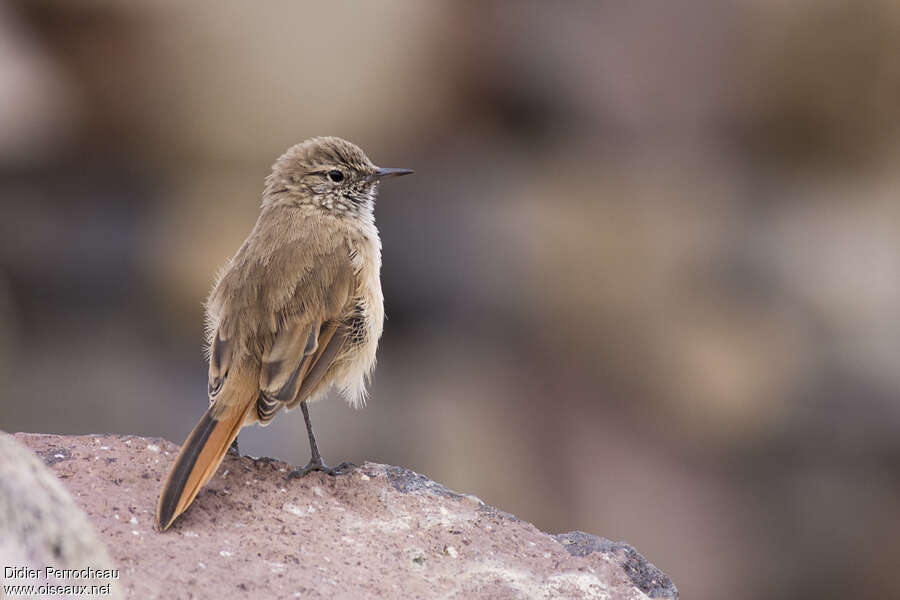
288, 459, 356, 478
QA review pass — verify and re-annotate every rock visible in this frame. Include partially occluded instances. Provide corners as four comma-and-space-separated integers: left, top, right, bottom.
0, 432, 122, 599
13, 433, 677, 599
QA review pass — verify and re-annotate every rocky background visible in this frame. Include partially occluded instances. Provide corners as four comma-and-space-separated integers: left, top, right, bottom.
1, 2, 899, 599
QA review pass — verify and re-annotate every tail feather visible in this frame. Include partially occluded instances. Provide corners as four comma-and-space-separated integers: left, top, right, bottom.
156, 400, 253, 531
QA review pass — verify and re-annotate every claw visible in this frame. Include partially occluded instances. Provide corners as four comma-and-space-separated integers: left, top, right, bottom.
287, 460, 356, 479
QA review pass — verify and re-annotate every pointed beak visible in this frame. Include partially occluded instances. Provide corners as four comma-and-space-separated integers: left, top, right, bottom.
366, 167, 414, 182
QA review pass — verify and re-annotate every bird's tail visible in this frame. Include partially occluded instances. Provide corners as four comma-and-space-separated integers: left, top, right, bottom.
156, 387, 256, 531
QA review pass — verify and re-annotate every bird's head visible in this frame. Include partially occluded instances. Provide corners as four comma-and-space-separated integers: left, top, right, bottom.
264, 136, 412, 218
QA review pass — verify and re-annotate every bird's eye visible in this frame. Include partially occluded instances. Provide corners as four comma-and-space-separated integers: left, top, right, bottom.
327, 170, 344, 183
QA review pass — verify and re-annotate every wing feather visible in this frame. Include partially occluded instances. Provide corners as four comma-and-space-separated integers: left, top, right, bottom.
254, 251, 355, 424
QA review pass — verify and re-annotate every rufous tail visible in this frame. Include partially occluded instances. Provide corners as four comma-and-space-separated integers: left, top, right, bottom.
156, 397, 254, 531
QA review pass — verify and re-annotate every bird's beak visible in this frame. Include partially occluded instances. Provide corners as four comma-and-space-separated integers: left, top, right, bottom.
366, 167, 414, 182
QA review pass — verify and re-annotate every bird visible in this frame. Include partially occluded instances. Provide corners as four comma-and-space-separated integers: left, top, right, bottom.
156, 136, 412, 531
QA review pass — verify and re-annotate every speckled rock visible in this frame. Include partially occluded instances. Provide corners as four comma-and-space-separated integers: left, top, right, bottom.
14, 433, 677, 599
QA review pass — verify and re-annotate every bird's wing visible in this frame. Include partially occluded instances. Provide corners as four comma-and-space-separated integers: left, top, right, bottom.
206, 228, 354, 407
257, 319, 347, 423
255, 251, 355, 423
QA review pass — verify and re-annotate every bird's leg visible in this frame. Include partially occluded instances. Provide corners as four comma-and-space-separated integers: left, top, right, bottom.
227, 435, 240, 456
288, 402, 354, 478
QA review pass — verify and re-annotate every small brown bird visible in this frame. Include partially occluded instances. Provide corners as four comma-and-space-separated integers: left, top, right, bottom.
156, 137, 412, 531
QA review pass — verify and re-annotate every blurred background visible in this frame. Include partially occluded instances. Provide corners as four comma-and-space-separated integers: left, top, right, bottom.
1, 1, 899, 598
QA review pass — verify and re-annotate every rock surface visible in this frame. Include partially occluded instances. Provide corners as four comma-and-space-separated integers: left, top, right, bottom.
0, 432, 122, 599
13, 433, 678, 599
